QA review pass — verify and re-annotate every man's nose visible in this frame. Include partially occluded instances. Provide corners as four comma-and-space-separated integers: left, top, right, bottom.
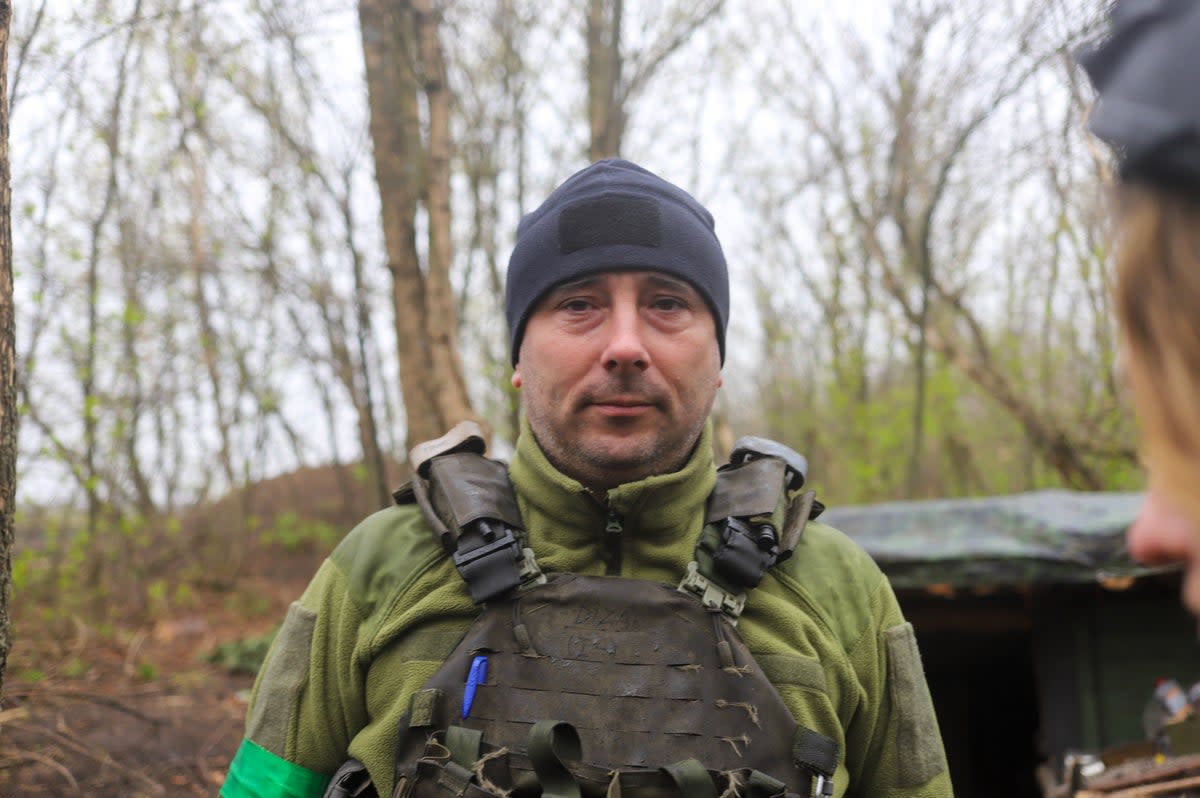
600, 304, 650, 371
1127, 488, 1199, 566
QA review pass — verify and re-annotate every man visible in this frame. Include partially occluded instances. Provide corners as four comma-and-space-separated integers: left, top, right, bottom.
221, 159, 952, 798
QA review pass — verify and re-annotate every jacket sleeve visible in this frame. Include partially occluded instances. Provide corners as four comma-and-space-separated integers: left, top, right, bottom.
221, 558, 368, 798
843, 576, 954, 798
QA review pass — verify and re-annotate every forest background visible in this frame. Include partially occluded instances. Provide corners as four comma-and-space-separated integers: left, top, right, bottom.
0, 0, 1139, 794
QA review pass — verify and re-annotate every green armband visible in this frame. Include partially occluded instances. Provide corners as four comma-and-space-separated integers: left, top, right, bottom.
221, 738, 330, 798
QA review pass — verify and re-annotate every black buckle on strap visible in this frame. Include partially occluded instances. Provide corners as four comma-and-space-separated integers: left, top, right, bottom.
712, 517, 780, 588
452, 521, 523, 604
323, 759, 376, 798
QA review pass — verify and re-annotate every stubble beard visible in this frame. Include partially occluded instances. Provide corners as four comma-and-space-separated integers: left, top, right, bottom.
526, 400, 711, 493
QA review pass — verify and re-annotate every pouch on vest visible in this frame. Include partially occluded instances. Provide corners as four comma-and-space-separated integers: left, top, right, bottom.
679, 436, 824, 623
396, 421, 546, 604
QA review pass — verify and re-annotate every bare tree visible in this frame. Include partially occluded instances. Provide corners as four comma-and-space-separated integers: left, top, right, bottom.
358, 0, 475, 449
10, 2, 403, 610
0, 0, 14, 700
5, 1, 1144, 635
587, 0, 623, 160
415, 0, 474, 436
732, 0, 1125, 497
585, 0, 725, 160
448, 0, 535, 443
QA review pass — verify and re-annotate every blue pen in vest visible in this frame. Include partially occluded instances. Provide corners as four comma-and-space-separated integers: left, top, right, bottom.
462, 654, 488, 718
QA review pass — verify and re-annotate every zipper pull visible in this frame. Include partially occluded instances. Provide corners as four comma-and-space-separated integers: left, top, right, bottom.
604, 507, 624, 575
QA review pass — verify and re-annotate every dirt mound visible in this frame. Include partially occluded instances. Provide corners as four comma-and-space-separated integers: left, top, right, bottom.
2, 530, 331, 795
180, 459, 409, 544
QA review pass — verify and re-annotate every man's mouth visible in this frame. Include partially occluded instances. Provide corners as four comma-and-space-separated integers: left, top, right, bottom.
596, 396, 650, 405
588, 397, 656, 416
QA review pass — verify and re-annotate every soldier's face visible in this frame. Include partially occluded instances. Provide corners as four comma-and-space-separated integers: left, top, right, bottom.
513, 270, 722, 492
1127, 485, 1200, 616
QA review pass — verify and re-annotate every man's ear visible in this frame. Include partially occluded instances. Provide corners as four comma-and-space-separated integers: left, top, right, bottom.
717, 375, 723, 389
512, 368, 522, 389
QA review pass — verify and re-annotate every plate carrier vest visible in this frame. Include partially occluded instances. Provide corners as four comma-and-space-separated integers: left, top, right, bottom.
329, 423, 838, 798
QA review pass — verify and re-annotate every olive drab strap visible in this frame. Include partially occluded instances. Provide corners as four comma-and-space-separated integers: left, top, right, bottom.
528, 721, 583, 798
446, 726, 484, 770
794, 728, 839, 798
398, 421, 546, 604
678, 436, 825, 624
659, 759, 716, 798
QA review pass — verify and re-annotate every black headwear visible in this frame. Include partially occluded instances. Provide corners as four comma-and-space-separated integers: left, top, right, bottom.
504, 159, 729, 365
1079, 0, 1200, 193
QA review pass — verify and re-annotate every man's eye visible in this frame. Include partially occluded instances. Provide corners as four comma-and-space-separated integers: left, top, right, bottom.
561, 298, 594, 313
652, 297, 687, 311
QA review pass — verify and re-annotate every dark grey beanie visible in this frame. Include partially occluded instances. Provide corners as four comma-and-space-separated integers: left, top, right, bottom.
1079, 0, 1200, 193
505, 158, 729, 365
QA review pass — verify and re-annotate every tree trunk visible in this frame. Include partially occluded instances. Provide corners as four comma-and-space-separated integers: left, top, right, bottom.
0, 0, 14, 703
345, 199, 392, 510
118, 215, 155, 516
358, 0, 474, 450
413, 0, 473, 428
360, 0, 434, 447
587, 0, 624, 160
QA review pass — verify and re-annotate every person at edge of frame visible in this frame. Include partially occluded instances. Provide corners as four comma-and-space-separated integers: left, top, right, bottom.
219, 157, 953, 798
1080, 0, 1200, 616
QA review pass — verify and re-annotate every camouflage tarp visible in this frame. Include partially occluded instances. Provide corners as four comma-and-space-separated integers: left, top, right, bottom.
820, 489, 1172, 590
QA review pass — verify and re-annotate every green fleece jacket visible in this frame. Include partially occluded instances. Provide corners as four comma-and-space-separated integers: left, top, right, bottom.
222, 425, 952, 798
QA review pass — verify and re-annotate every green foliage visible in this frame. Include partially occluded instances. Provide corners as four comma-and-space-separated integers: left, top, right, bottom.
11, 548, 39, 593
747, 332, 1141, 506
262, 511, 337, 551
174, 582, 194, 607
169, 668, 215, 691
12, 506, 219, 628
63, 657, 89, 678
146, 578, 169, 617
121, 304, 145, 325
207, 628, 278, 675
225, 590, 272, 618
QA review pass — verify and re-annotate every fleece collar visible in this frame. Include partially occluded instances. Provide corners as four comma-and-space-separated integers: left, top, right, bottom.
507, 417, 717, 582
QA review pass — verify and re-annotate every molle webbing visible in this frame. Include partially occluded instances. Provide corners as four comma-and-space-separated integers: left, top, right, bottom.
400, 732, 803, 798
401, 731, 804, 798
393, 574, 830, 797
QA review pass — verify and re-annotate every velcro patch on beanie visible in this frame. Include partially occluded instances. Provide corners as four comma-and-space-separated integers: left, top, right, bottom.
559, 195, 662, 254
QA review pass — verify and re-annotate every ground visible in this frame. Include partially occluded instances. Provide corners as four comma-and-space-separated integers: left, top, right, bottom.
0, 550, 317, 797
1, 462, 401, 796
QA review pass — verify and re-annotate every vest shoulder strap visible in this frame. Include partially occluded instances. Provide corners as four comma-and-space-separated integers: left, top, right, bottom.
399, 425, 824, 617
679, 435, 825, 624
395, 421, 545, 605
